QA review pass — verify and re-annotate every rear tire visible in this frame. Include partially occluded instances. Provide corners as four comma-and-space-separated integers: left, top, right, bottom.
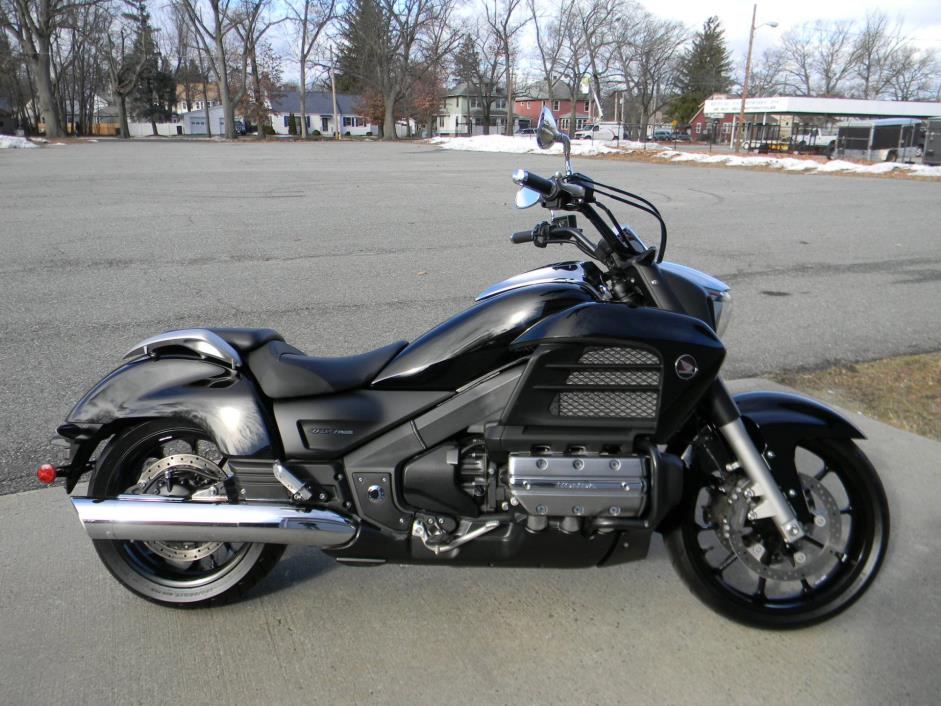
89, 419, 285, 608
666, 438, 889, 629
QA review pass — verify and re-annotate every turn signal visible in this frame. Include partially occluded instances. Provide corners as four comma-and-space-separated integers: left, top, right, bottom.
37, 464, 58, 484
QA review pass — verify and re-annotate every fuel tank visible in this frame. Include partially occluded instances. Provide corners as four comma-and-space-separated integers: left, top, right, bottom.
372, 283, 595, 390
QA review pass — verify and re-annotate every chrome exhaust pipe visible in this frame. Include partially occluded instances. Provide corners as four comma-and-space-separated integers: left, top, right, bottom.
71, 495, 357, 548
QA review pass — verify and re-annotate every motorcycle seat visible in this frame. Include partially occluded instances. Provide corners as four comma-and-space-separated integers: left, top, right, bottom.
247, 339, 408, 399
209, 327, 284, 354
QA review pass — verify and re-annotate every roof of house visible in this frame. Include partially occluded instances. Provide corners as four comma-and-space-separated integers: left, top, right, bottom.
269, 90, 362, 115
445, 82, 507, 98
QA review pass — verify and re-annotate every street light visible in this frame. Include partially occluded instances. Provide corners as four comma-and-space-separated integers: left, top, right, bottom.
735, 5, 778, 152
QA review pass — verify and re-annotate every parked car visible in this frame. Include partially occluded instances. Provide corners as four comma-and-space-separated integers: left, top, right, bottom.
515, 127, 537, 136
574, 122, 624, 140
790, 131, 837, 155
234, 120, 247, 136
651, 129, 674, 141
672, 132, 691, 142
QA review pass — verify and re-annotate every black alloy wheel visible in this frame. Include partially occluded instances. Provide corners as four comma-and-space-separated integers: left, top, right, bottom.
666, 438, 889, 629
89, 420, 284, 607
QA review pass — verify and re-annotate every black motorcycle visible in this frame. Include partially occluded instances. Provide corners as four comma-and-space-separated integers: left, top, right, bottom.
42, 108, 888, 628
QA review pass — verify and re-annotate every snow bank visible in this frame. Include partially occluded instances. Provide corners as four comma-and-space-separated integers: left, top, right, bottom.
0, 135, 39, 149
429, 134, 621, 156
656, 149, 941, 177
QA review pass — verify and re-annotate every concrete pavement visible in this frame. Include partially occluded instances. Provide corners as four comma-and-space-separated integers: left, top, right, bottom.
0, 380, 938, 705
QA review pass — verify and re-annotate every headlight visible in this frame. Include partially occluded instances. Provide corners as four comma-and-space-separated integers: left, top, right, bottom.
709, 289, 732, 337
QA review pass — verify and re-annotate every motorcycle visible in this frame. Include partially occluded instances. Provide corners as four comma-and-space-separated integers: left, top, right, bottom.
41, 107, 888, 628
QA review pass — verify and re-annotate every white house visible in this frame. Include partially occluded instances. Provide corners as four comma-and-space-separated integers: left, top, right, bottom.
269, 90, 377, 136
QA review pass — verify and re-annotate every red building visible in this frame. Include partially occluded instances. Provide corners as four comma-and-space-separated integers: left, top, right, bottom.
687, 94, 738, 142
515, 82, 592, 133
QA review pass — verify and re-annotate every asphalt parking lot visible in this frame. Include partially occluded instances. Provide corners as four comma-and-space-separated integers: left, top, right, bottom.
1, 140, 940, 495
1, 141, 940, 704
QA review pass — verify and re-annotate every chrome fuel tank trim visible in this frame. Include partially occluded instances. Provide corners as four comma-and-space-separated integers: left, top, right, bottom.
475, 262, 609, 302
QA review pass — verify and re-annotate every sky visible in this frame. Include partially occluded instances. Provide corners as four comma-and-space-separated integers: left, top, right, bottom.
651, 0, 941, 62
269, 0, 941, 85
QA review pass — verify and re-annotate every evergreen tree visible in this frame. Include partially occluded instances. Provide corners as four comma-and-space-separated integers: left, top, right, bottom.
334, 0, 385, 94
669, 16, 732, 122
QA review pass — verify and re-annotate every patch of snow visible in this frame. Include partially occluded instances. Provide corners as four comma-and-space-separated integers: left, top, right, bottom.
29, 137, 48, 144
0, 135, 38, 149
429, 135, 622, 156
656, 149, 941, 177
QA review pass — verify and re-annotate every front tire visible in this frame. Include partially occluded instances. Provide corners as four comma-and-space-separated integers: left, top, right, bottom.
88, 420, 285, 608
666, 438, 889, 629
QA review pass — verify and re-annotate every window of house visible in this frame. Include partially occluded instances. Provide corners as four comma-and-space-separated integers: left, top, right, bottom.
496, 98, 506, 109
470, 97, 480, 109
343, 116, 365, 127
552, 100, 560, 111
305, 116, 311, 128
576, 118, 587, 129
696, 123, 702, 134
583, 101, 590, 112
284, 116, 290, 127
560, 118, 569, 130
438, 116, 446, 128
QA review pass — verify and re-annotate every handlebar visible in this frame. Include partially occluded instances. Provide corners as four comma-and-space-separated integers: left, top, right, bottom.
512, 169, 556, 197
510, 230, 535, 244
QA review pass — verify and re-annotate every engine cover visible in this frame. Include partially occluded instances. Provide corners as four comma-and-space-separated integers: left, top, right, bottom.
507, 454, 647, 518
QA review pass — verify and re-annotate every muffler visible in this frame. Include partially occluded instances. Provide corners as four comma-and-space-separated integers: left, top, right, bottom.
71, 495, 357, 548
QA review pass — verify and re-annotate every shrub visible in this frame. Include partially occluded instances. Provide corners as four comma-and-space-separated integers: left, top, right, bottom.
312, 129, 321, 136
288, 113, 297, 136
262, 125, 275, 136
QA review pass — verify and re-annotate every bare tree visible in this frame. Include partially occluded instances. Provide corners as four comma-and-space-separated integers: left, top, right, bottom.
852, 11, 905, 99
527, 0, 571, 104
779, 20, 856, 97
0, 0, 103, 136
612, 5, 686, 135
231, 0, 283, 139
575, 0, 617, 121
180, 0, 250, 138
105, 0, 149, 138
454, 22, 504, 135
286, 0, 334, 138
484, 0, 527, 136
889, 46, 939, 101
746, 47, 786, 96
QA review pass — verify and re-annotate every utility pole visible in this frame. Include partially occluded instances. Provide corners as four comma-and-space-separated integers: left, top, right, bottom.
735, 5, 777, 152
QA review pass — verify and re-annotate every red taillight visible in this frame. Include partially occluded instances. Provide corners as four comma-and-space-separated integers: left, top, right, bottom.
37, 464, 57, 484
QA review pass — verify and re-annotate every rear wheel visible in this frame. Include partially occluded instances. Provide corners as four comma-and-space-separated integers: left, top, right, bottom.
666, 438, 889, 629
89, 420, 284, 607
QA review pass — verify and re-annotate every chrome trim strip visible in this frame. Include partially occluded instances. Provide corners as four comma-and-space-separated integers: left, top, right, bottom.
124, 328, 242, 368
72, 496, 357, 547
476, 262, 608, 302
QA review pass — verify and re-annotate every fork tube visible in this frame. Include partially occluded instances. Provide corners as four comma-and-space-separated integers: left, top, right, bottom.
707, 379, 805, 542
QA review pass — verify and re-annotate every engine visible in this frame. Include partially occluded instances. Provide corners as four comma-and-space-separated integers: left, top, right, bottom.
401, 435, 651, 533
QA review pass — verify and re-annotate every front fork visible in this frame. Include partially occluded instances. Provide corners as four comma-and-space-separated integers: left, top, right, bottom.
706, 379, 806, 543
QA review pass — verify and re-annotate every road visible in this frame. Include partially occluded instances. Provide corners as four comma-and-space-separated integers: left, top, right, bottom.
0, 140, 939, 496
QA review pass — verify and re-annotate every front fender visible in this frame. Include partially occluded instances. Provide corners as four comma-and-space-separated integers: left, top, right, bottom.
734, 390, 864, 444
734, 391, 864, 523
66, 356, 274, 465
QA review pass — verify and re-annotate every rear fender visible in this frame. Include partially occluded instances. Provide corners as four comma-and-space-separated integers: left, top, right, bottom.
62, 357, 274, 490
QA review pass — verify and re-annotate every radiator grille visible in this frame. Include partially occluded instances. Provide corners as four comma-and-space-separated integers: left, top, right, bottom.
579, 347, 660, 366
549, 346, 662, 421
551, 390, 659, 418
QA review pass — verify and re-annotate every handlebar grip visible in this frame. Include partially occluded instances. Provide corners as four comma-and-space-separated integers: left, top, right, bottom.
510, 230, 534, 244
512, 169, 556, 197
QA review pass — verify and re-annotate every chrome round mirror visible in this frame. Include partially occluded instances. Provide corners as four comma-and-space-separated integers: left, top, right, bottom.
515, 187, 541, 209
536, 107, 558, 150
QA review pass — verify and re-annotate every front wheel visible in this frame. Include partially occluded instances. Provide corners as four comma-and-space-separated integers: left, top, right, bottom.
88, 419, 285, 607
666, 438, 889, 629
